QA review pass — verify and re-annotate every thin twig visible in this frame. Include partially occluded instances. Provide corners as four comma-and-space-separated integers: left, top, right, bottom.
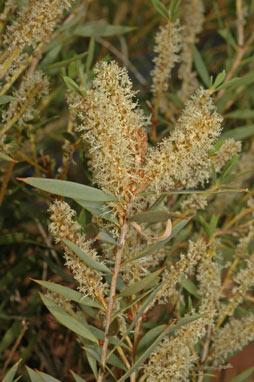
35, 218, 61, 265
95, 36, 148, 86
197, 325, 212, 382
97, 218, 129, 382
1, 321, 28, 375
236, 0, 244, 47
216, 31, 254, 103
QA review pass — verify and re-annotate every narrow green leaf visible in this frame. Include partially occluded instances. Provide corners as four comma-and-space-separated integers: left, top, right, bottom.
0, 152, 16, 162
87, 352, 98, 378
112, 289, 151, 321
34, 280, 102, 308
74, 24, 136, 37
40, 44, 62, 68
26, 368, 43, 382
40, 294, 98, 343
43, 52, 87, 71
0, 95, 15, 105
3, 359, 22, 382
18, 177, 117, 202
168, 0, 182, 19
130, 210, 171, 223
70, 371, 87, 382
96, 231, 122, 248
62, 76, 82, 95
151, 0, 169, 18
63, 239, 111, 274
125, 218, 190, 264
0, 321, 22, 354
219, 154, 240, 184
192, 45, 210, 87
225, 110, 254, 119
183, 279, 200, 298
117, 314, 203, 382
118, 269, 163, 297
232, 71, 254, 87
220, 125, 254, 140
230, 367, 254, 382
32, 371, 61, 382
149, 195, 167, 210
213, 70, 226, 89
135, 325, 166, 359
108, 353, 127, 371
75, 199, 119, 226
218, 28, 238, 50
215, 77, 240, 91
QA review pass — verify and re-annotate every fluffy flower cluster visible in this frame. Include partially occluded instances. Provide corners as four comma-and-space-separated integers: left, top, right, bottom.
3, 0, 72, 51
211, 138, 241, 173
145, 89, 223, 192
73, 61, 149, 199
156, 238, 207, 304
179, 0, 204, 99
143, 311, 214, 382
49, 200, 107, 299
1, 71, 49, 127
151, 20, 182, 95
212, 314, 254, 364
218, 254, 254, 319
197, 246, 221, 311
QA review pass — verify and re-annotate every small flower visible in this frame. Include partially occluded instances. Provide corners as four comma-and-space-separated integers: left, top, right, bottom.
144, 88, 223, 192
151, 20, 182, 95
211, 138, 241, 173
212, 314, 254, 365
49, 201, 108, 299
1, 71, 49, 126
71, 61, 149, 200
179, 0, 204, 99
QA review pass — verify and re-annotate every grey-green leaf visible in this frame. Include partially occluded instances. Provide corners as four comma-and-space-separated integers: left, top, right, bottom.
183, 279, 200, 298
70, 371, 87, 382
220, 125, 254, 140
0, 152, 16, 162
213, 70, 226, 89
19, 177, 117, 202
40, 294, 98, 343
215, 77, 240, 91
31, 371, 61, 382
26, 367, 43, 382
3, 359, 22, 382
151, 0, 169, 18
96, 231, 122, 248
63, 76, 82, 95
192, 45, 210, 87
225, 110, 254, 119
135, 325, 166, 359
118, 269, 163, 297
74, 24, 136, 37
63, 239, 111, 274
34, 280, 102, 308
0, 95, 16, 105
75, 199, 119, 226
130, 210, 171, 223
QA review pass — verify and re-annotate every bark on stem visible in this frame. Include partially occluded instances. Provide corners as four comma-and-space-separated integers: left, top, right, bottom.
97, 218, 129, 382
